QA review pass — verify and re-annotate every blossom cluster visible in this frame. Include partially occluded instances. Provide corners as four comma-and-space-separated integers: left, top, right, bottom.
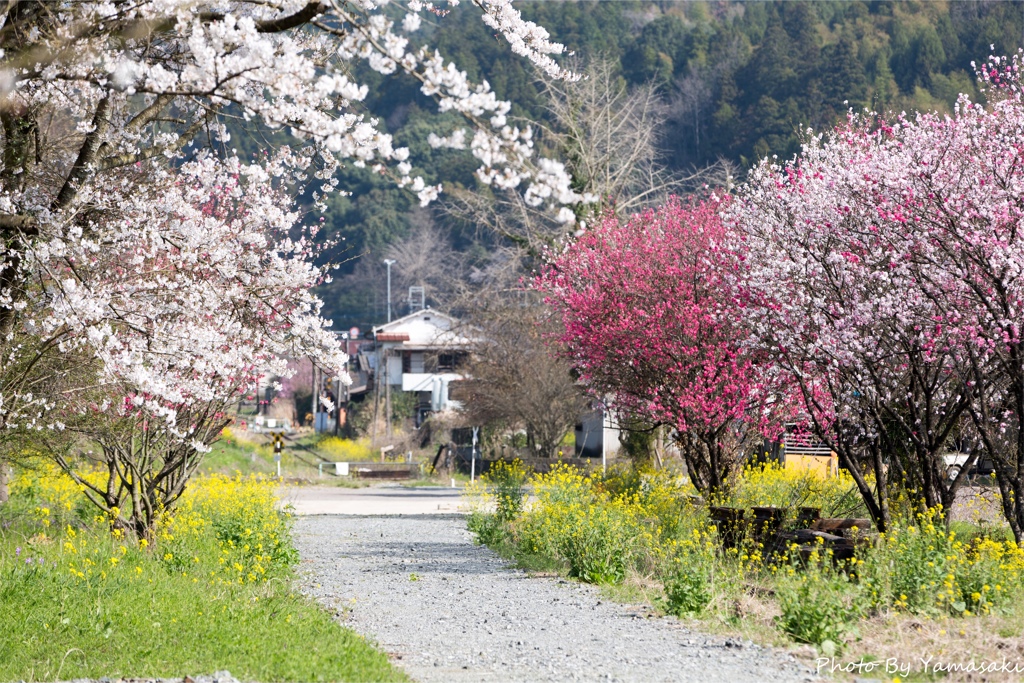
0, 0, 580, 210
0, 0, 581, 439
18, 153, 344, 439
539, 49, 1024, 537
540, 198, 756, 433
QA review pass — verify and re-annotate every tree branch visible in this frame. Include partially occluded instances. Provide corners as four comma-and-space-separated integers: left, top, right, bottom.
0, 213, 37, 235
52, 95, 111, 212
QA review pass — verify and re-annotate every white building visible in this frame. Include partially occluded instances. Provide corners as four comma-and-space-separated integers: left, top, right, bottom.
370, 310, 476, 414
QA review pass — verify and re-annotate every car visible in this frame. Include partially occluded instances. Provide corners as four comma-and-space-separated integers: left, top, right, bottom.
943, 452, 995, 481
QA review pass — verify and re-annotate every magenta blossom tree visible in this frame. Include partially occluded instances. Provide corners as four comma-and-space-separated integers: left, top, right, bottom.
539, 197, 776, 495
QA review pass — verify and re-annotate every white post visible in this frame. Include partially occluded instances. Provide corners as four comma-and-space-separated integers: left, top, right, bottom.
383, 258, 396, 322
601, 409, 607, 474
471, 427, 479, 482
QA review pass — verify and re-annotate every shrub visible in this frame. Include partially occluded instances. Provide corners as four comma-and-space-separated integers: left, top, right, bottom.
464, 462, 1024, 650
860, 507, 1024, 616
730, 462, 866, 520
514, 464, 595, 558
662, 525, 721, 616
776, 548, 861, 651
9, 459, 108, 530
600, 465, 696, 541
485, 459, 531, 523
316, 437, 374, 461
158, 473, 297, 584
466, 511, 506, 547
664, 564, 711, 616
558, 501, 636, 584
512, 464, 649, 584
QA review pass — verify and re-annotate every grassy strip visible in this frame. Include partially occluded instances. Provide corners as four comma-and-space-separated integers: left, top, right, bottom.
0, 467, 405, 682
0, 555, 402, 682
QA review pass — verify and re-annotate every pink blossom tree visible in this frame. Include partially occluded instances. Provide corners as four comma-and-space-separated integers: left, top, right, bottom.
0, 1, 584, 505
539, 198, 773, 496
858, 52, 1024, 542
727, 112, 982, 532
0, 1, 584, 432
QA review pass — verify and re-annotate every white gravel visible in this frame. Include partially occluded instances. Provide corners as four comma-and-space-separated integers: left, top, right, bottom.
294, 514, 818, 683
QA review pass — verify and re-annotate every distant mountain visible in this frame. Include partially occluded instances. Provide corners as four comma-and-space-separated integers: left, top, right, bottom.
304, 0, 1024, 331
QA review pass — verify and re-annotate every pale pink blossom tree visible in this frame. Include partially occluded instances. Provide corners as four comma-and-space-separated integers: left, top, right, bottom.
859, 52, 1024, 542
727, 114, 982, 532
0, 0, 585, 435
0, 0, 584, 505
34, 154, 348, 534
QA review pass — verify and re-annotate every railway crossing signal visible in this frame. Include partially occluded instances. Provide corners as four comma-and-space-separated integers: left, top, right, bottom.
272, 432, 284, 478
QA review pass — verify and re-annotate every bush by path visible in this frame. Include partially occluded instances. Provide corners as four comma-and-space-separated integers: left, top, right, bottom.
466, 462, 1024, 659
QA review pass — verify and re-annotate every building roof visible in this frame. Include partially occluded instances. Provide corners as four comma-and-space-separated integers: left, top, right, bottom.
372, 309, 477, 350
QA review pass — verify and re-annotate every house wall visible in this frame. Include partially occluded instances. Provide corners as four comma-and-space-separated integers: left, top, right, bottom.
386, 354, 403, 385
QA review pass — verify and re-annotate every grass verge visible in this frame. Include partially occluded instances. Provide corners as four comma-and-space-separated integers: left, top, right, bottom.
0, 465, 405, 682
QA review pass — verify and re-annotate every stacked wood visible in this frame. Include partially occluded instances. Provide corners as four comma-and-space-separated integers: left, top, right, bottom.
703, 504, 875, 565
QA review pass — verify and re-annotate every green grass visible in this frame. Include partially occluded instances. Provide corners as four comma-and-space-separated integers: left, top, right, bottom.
202, 435, 274, 475
466, 514, 565, 575
0, 560, 404, 682
0, 467, 406, 683
202, 431, 329, 479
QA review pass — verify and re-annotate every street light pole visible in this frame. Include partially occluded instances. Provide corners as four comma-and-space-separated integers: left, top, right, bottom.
383, 259, 396, 322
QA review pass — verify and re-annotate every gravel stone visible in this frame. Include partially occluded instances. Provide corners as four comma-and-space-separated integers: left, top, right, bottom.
295, 514, 819, 683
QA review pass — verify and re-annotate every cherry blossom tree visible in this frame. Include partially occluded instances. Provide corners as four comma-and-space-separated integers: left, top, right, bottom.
0, 1, 581, 393
0, 0, 583, 503
24, 154, 349, 533
539, 198, 772, 496
858, 52, 1024, 542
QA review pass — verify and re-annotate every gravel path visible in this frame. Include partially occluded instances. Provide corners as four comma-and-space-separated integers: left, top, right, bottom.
294, 515, 816, 683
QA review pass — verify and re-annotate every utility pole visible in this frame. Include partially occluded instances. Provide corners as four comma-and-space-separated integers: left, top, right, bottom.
309, 362, 317, 428
370, 356, 381, 448
333, 375, 341, 436
383, 258, 396, 322
311, 364, 319, 430
384, 348, 392, 439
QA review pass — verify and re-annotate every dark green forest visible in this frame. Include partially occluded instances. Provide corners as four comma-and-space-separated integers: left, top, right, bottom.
297, 0, 1024, 330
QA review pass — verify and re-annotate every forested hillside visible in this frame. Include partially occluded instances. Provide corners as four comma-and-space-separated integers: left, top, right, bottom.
308, 0, 1024, 330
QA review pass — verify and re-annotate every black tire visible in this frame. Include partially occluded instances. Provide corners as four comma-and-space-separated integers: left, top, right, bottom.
947, 464, 961, 481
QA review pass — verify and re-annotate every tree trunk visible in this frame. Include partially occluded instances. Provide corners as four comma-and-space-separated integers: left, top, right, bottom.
993, 468, 1024, 544
0, 461, 10, 504
834, 444, 888, 533
676, 429, 735, 502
